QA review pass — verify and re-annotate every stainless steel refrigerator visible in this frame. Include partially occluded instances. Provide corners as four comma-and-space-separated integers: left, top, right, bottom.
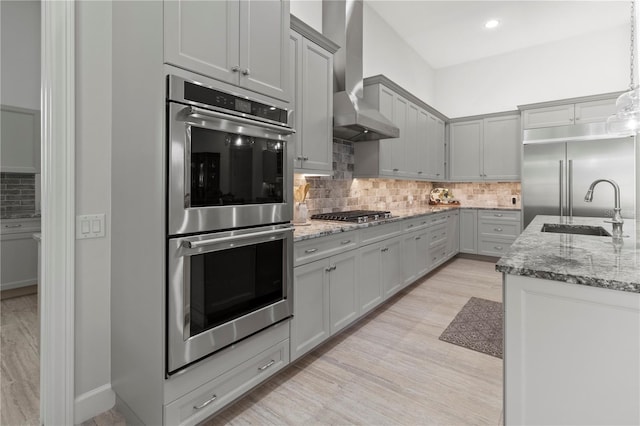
522, 125, 636, 228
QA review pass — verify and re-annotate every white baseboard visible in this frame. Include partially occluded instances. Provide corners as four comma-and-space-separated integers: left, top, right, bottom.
74, 383, 115, 424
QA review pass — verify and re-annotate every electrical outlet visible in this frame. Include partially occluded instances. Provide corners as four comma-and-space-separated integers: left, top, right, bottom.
76, 214, 106, 239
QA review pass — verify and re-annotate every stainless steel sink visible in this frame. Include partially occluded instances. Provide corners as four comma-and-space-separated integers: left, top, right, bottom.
540, 223, 612, 237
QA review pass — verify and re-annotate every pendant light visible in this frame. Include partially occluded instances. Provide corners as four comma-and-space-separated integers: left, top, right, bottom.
607, 0, 640, 135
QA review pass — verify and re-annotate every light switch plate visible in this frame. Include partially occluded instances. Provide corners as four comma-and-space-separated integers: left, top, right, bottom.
76, 214, 105, 239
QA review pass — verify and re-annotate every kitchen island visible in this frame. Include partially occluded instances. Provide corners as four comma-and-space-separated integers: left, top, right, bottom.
496, 215, 640, 425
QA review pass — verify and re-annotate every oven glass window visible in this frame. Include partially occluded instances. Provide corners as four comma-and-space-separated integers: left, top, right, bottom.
189, 239, 284, 336
190, 127, 284, 207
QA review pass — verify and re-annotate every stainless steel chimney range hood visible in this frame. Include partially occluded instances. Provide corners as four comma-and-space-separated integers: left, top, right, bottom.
323, 0, 400, 141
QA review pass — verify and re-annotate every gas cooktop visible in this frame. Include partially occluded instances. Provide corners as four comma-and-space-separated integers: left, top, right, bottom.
310, 210, 392, 224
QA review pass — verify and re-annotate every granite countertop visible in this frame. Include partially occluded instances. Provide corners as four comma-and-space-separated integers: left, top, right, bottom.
496, 215, 640, 294
294, 204, 520, 242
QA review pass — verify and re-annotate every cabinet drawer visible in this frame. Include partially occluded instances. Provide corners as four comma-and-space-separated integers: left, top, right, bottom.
478, 221, 521, 239
428, 224, 447, 247
360, 222, 402, 246
402, 216, 430, 232
427, 212, 448, 227
1, 218, 41, 235
164, 339, 289, 426
478, 238, 515, 257
478, 209, 520, 222
429, 243, 447, 267
294, 231, 358, 266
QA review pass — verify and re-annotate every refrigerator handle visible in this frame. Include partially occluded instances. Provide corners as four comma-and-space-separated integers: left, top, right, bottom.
568, 160, 573, 219
559, 160, 564, 217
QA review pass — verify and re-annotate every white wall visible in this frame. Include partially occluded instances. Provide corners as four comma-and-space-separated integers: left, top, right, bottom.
74, 0, 114, 421
290, 1, 437, 107
434, 24, 629, 118
290, 0, 322, 32
0, 0, 40, 109
363, 3, 436, 106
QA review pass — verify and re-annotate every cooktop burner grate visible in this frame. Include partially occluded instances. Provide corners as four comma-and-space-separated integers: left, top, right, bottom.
310, 210, 392, 224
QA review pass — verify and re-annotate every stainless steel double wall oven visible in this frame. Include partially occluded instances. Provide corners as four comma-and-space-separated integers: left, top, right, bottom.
166, 75, 295, 374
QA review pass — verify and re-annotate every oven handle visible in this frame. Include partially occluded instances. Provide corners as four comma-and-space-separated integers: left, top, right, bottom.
182, 227, 292, 249
184, 106, 296, 136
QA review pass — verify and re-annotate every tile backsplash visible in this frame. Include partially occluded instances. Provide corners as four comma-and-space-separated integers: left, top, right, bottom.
295, 140, 521, 216
0, 172, 37, 216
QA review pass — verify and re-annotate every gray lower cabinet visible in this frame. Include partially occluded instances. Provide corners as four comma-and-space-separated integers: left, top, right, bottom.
381, 237, 403, 298
290, 258, 331, 361
402, 228, 429, 286
446, 211, 460, 258
1, 218, 41, 290
459, 208, 521, 256
329, 251, 359, 334
459, 209, 478, 254
358, 243, 384, 315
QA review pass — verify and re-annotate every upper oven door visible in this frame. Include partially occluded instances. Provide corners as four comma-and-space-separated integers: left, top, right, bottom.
168, 102, 295, 235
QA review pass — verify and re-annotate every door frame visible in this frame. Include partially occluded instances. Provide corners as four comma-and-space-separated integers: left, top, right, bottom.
40, 0, 75, 424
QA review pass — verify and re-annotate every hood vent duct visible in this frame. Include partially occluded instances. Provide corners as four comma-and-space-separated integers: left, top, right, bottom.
323, 0, 400, 141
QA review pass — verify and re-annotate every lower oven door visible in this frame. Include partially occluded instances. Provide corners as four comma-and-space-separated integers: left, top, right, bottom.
167, 224, 293, 374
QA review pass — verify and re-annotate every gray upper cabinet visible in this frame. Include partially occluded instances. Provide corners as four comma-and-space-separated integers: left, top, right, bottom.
449, 113, 520, 181
1, 105, 40, 173
522, 98, 616, 129
290, 19, 337, 173
164, 0, 290, 102
355, 77, 448, 181
449, 120, 482, 181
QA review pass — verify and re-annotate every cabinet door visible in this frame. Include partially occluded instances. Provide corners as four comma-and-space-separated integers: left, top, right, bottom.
574, 98, 617, 124
329, 250, 358, 334
446, 211, 460, 259
390, 96, 408, 175
382, 237, 403, 298
291, 259, 330, 361
240, 0, 290, 101
358, 243, 383, 315
299, 38, 333, 172
426, 113, 445, 180
416, 110, 431, 180
1, 106, 40, 173
522, 104, 574, 129
289, 31, 303, 169
1, 232, 39, 290
449, 120, 482, 181
378, 86, 397, 175
459, 209, 478, 254
402, 229, 429, 286
483, 115, 521, 181
404, 103, 421, 178
164, 0, 240, 86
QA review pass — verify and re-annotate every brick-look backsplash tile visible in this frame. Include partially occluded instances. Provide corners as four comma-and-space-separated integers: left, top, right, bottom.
294, 140, 521, 215
0, 172, 37, 216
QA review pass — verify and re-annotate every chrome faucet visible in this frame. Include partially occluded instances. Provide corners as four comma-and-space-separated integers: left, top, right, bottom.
584, 179, 624, 237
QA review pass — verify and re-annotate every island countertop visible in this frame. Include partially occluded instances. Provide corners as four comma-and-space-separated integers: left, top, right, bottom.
496, 215, 640, 294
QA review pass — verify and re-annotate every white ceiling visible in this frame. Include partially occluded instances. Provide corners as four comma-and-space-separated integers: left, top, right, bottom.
366, 1, 631, 69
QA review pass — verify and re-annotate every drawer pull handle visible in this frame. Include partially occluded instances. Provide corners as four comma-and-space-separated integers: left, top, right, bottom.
325, 265, 337, 272
415, 236, 421, 240
193, 394, 217, 410
494, 227, 503, 232
4, 224, 23, 228
494, 246, 503, 251
393, 168, 399, 172
494, 214, 504, 217
340, 240, 351, 245
258, 359, 276, 371
381, 247, 389, 252
305, 248, 318, 254
421, 221, 427, 225
407, 224, 414, 228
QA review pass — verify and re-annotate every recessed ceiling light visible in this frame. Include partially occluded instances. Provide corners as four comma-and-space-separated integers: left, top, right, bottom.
485, 19, 500, 29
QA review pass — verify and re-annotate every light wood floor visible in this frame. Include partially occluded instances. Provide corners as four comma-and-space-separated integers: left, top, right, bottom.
207, 257, 504, 425
0, 293, 39, 426
2, 257, 504, 425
